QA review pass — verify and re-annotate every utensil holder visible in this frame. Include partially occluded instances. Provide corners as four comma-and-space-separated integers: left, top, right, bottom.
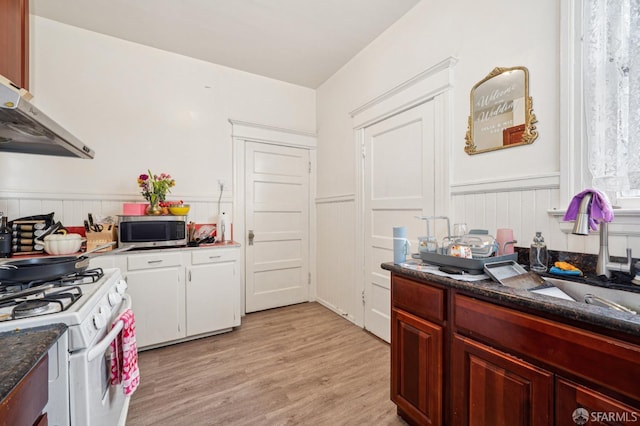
86, 225, 117, 252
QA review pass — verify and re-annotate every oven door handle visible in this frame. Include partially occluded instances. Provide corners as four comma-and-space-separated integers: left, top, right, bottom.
87, 294, 132, 362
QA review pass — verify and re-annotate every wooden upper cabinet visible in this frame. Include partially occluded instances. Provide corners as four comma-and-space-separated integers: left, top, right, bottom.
0, 0, 29, 90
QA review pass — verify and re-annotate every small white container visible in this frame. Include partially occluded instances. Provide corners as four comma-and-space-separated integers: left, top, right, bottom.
449, 244, 473, 259
42, 233, 85, 255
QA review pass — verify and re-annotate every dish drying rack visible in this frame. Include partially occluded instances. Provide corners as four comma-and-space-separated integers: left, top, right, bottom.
414, 215, 517, 275
415, 215, 451, 254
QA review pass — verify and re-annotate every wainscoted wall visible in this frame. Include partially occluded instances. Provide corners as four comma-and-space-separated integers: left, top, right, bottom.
450, 174, 640, 260
0, 191, 234, 229
315, 175, 640, 327
315, 195, 358, 324
450, 173, 563, 251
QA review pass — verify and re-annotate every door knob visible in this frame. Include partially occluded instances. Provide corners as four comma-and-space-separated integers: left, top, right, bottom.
248, 230, 254, 246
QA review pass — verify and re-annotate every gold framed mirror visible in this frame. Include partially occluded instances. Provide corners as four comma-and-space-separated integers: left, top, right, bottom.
464, 66, 538, 154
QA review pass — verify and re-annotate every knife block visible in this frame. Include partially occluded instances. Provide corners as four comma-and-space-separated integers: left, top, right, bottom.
85, 225, 117, 252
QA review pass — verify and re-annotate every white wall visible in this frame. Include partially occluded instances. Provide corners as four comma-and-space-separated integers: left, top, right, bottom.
317, 0, 559, 197
314, 0, 639, 323
0, 16, 316, 226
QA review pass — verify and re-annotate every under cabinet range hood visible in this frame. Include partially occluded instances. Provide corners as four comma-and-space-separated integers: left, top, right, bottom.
0, 78, 94, 159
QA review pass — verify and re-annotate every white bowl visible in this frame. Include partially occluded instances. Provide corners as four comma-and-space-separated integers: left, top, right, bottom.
42, 233, 85, 255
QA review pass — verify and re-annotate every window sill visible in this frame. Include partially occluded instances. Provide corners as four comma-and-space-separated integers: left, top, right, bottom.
548, 209, 640, 236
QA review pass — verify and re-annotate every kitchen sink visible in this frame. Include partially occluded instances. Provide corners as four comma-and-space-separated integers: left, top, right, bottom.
532, 277, 640, 315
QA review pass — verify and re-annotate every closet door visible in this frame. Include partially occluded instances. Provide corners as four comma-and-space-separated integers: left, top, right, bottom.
363, 100, 436, 342
245, 142, 310, 313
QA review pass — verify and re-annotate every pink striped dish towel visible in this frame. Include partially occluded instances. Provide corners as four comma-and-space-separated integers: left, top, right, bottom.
109, 308, 140, 396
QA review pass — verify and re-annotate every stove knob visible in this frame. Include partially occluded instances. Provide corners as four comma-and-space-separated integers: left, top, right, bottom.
99, 305, 110, 320
93, 313, 106, 329
108, 291, 123, 306
116, 279, 128, 295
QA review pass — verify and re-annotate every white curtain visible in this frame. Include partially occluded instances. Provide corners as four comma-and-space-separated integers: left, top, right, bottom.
583, 0, 640, 199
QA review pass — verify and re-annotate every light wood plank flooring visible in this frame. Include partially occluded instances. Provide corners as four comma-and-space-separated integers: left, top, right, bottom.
126, 302, 407, 426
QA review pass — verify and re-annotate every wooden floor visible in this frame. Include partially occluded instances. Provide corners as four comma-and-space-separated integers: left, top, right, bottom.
126, 302, 407, 426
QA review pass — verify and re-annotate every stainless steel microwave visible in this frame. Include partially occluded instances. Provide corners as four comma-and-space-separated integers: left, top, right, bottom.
117, 215, 187, 249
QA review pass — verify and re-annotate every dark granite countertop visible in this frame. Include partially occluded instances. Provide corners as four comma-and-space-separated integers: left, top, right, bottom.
0, 323, 67, 404
382, 261, 640, 336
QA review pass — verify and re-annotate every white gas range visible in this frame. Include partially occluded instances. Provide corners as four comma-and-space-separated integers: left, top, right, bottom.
0, 267, 133, 426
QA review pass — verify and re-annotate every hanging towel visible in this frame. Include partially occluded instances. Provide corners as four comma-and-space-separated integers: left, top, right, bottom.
563, 188, 614, 231
109, 309, 140, 396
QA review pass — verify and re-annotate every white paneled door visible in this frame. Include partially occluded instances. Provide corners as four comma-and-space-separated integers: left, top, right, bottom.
245, 142, 310, 313
363, 101, 436, 342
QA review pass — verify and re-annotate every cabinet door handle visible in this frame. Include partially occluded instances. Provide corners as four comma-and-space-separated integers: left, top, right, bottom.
147, 259, 163, 264
248, 230, 255, 246
188, 270, 191, 282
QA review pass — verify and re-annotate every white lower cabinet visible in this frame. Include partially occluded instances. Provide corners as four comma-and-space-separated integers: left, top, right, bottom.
126, 266, 186, 348
187, 249, 240, 336
119, 246, 240, 349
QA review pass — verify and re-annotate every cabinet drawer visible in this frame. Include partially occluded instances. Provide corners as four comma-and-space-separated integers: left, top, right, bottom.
392, 274, 444, 323
556, 378, 640, 424
454, 294, 640, 403
127, 252, 183, 271
191, 249, 237, 265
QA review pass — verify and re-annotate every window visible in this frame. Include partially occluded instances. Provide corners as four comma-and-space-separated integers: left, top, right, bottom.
561, 0, 640, 208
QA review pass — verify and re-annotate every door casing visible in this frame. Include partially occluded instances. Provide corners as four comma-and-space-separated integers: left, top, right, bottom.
230, 119, 317, 316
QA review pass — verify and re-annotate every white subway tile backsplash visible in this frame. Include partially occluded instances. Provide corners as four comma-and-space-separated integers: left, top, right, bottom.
0, 194, 231, 226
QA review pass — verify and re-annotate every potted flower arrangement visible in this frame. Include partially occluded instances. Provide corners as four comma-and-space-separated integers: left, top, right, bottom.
137, 170, 176, 215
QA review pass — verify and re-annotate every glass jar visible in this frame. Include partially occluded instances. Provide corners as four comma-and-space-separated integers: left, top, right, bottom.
530, 231, 548, 272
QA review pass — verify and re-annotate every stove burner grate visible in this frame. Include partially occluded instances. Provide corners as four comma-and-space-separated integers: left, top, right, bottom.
12, 300, 56, 318
59, 267, 104, 284
0, 267, 105, 294
6, 285, 84, 320
46, 285, 83, 304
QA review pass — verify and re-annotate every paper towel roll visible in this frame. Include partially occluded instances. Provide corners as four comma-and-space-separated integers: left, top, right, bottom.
217, 212, 229, 242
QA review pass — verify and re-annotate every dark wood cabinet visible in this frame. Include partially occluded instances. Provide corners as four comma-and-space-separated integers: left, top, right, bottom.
391, 308, 443, 425
451, 335, 553, 426
391, 275, 444, 425
0, 0, 29, 89
556, 378, 639, 425
389, 272, 640, 426
0, 354, 48, 426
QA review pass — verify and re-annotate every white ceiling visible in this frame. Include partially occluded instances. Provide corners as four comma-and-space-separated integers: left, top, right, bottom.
30, 0, 420, 89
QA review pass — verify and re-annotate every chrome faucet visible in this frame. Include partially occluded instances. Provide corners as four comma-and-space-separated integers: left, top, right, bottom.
572, 193, 632, 278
